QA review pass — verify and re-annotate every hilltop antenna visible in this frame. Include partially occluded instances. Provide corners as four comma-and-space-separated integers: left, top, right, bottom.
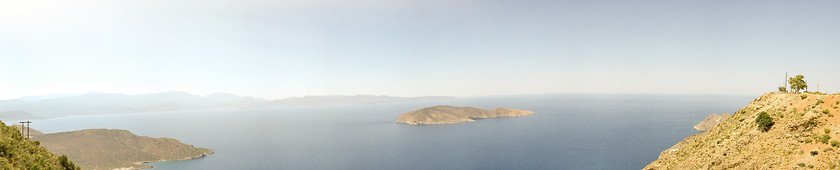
784, 72, 788, 92
19, 121, 31, 139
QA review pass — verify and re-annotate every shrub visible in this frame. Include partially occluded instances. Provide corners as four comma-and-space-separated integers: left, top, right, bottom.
826, 128, 832, 134
811, 150, 819, 156
832, 140, 840, 147
805, 138, 813, 143
59, 155, 80, 170
824, 109, 831, 114
817, 99, 824, 105
816, 134, 832, 144
778, 87, 787, 93
798, 163, 806, 167
755, 112, 775, 132
801, 94, 808, 99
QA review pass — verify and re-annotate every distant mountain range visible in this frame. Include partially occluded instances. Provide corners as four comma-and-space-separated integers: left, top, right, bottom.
0, 91, 454, 121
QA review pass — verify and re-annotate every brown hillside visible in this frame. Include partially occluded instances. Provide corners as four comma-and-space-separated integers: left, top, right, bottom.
33, 129, 213, 170
646, 93, 840, 169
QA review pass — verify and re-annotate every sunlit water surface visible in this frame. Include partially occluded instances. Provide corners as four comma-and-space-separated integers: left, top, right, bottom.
26, 94, 754, 169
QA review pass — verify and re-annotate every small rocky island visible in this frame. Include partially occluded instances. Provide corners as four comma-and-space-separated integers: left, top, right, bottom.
396, 105, 535, 125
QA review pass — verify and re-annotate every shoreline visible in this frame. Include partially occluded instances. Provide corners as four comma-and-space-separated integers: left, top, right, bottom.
122, 150, 215, 170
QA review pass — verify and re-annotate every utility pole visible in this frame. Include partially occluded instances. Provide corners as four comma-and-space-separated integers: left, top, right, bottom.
19, 121, 31, 139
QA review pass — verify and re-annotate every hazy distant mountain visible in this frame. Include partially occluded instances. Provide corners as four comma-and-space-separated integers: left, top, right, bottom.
0, 92, 454, 119
0, 91, 268, 118
271, 95, 454, 106
0, 111, 41, 121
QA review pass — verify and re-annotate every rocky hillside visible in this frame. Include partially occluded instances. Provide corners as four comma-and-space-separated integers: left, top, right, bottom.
396, 105, 535, 125
694, 113, 731, 131
646, 93, 840, 169
0, 122, 79, 169
32, 129, 213, 170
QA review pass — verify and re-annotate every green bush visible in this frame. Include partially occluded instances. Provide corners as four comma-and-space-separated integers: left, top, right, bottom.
832, 140, 840, 147
824, 109, 831, 114
798, 163, 806, 167
816, 134, 832, 144
801, 94, 808, 99
755, 112, 775, 132
811, 150, 819, 156
790, 75, 808, 93
805, 138, 813, 143
826, 128, 832, 134
59, 155, 80, 170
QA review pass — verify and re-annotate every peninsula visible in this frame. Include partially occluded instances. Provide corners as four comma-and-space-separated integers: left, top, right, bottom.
396, 105, 535, 125
29, 128, 213, 169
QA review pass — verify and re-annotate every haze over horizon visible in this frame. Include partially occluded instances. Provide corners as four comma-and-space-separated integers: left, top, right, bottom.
2, 0, 840, 100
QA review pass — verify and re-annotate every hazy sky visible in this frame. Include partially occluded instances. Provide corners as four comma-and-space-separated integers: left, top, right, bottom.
1, 0, 839, 100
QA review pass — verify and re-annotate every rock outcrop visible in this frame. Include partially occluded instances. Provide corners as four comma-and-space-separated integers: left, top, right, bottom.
645, 93, 840, 169
396, 105, 534, 125
694, 113, 731, 131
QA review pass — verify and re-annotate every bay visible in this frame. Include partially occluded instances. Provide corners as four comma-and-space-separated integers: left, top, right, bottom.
27, 94, 754, 169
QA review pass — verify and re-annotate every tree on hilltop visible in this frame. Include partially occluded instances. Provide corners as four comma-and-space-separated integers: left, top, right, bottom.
789, 75, 807, 93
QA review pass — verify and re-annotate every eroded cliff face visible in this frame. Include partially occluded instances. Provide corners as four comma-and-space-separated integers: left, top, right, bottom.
396, 105, 535, 125
646, 93, 840, 169
694, 113, 732, 131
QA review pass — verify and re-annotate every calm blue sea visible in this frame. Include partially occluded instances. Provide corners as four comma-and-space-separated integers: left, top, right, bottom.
26, 94, 754, 169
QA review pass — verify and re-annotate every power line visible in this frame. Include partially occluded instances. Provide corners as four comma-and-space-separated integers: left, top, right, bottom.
19, 121, 31, 139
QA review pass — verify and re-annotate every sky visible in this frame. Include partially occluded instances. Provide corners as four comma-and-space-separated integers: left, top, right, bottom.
1, 0, 839, 100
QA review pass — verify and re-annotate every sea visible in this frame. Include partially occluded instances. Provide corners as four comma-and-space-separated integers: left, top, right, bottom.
25, 94, 754, 169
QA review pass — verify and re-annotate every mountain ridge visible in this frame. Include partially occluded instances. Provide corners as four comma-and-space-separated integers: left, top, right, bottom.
0, 91, 455, 120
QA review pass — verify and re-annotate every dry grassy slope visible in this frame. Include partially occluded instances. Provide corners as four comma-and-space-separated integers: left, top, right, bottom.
396, 105, 535, 125
33, 129, 213, 170
0, 122, 79, 169
645, 93, 840, 169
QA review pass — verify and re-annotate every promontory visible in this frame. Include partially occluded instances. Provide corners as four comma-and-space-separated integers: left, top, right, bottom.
645, 93, 840, 169
26, 128, 213, 169
396, 105, 535, 125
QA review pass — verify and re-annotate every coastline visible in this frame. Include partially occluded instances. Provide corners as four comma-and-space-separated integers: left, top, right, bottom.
122, 150, 215, 170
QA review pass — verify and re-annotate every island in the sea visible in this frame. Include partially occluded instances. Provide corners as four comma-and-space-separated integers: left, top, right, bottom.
396, 105, 535, 125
